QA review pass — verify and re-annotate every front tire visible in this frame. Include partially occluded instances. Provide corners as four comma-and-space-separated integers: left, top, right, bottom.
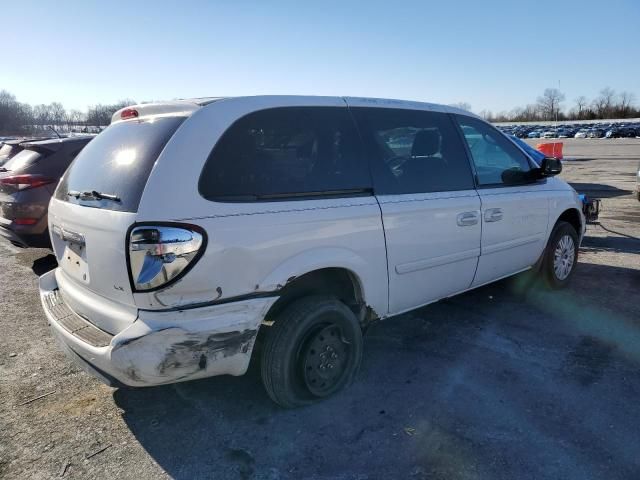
541, 221, 579, 289
260, 295, 363, 408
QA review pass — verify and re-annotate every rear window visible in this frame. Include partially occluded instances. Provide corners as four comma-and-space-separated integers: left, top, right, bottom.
0, 144, 13, 156
199, 107, 371, 201
2, 149, 44, 171
55, 117, 184, 212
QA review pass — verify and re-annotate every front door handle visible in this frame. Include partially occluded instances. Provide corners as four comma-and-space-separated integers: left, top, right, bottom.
484, 208, 503, 222
457, 211, 479, 226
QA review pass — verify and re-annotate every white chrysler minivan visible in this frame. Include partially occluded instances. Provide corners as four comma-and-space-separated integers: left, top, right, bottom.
39, 96, 584, 407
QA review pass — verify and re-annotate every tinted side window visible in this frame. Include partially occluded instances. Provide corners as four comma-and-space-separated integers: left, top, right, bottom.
199, 107, 370, 201
351, 108, 474, 194
456, 115, 532, 186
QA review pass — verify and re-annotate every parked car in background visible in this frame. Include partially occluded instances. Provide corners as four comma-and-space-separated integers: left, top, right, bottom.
541, 129, 558, 138
0, 136, 93, 247
527, 130, 542, 138
39, 96, 584, 407
606, 128, 621, 138
574, 129, 589, 138
588, 129, 605, 138
558, 128, 575, 138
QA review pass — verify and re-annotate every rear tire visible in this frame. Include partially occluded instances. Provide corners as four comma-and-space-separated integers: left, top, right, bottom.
541, 221, 579, 289
260, 295, 363, 408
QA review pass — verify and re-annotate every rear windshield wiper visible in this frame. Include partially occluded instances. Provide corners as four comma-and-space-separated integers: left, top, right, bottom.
67, 190, 121, 202
0, 167, 7, 172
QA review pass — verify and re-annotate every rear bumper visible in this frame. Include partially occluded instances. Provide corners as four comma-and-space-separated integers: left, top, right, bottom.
39, 269, 277, 387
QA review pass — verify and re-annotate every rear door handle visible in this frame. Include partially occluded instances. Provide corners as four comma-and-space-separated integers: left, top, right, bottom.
484, 208, 503, 222
457, 211, 479, 226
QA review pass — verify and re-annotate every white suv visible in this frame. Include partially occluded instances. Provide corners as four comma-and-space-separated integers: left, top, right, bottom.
39, 96, 585, 407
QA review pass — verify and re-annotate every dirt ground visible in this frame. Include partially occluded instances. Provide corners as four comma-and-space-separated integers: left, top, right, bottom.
1, 138, 639, 480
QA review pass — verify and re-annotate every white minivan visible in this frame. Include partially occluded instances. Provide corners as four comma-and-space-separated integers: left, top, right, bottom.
39, 96, 584, 407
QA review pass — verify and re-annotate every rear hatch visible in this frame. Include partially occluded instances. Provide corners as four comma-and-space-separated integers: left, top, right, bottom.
49, 115, 186, 331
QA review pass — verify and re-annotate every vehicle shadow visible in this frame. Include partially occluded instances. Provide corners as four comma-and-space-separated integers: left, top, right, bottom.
31, 253, 58, 276
581, 235, 640, 255
112, 263, 640, 479
568, 182, 631, 198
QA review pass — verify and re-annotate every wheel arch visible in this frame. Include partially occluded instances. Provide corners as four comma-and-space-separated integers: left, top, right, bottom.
263, 266, 374, 327
256, 246, 385, 322
555, 207, 583, 237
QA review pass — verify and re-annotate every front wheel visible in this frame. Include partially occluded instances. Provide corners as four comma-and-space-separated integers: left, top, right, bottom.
541, 221, 579, 289
261, 296, 363, 408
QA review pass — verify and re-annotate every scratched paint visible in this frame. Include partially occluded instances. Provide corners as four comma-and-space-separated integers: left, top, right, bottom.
111, 327, 258, 385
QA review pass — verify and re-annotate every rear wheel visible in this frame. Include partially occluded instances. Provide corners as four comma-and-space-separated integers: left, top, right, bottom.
541, 221, 579, 289
260, 295, 363, 408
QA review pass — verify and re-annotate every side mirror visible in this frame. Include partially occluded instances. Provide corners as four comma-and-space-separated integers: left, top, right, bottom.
540, 157, 562, 177
501, 168, 532, 185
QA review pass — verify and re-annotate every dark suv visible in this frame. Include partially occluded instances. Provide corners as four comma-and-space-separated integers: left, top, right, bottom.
0, 136, 93, 247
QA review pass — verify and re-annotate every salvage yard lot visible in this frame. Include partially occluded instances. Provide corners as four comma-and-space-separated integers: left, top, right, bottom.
1, 139, 639, 480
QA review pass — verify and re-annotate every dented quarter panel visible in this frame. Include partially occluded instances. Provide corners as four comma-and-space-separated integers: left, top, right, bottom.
111, 328, 257, 385
109, 296, 277, 385
135, 198, 389, 317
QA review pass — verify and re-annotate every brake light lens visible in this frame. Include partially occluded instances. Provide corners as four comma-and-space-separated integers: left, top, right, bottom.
121, 108, 139, 120
0, 174, 55, 191
128, 225, 205, 292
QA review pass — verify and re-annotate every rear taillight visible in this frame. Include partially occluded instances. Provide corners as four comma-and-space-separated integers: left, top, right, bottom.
13, 218, 38, 225
0, 174, 55, 190
128, 225, 205, 292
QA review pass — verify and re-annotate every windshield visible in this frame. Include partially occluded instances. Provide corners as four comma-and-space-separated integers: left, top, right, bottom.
55, 116, 185, 212
2, 149, 43, 171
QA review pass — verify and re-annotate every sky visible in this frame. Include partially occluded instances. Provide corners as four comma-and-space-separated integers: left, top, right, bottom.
3, 0, 639, 114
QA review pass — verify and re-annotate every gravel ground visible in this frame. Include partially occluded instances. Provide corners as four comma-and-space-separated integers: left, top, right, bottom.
1, 139, 639, 480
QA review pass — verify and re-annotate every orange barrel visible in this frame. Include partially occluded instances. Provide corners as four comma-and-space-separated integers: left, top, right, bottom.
536, 142, 563, 159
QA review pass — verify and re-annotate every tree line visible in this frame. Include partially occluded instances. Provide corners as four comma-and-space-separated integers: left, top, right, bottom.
478, 87, 638, 123
0, 89, 135, 135
2, 86, 639, 135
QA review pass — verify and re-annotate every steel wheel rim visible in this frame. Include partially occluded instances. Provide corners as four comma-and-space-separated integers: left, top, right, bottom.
300, 324, 350, 397
553, 234, 575, 280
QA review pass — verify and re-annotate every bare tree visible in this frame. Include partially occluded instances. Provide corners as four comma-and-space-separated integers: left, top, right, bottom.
67, 109, 85, 130
536, 88, 565, 120
617, 91, 636, 118
592, 87, 616, 117
574, 96, 588, 118
0, 90, 20, 133
33, 104, 52, 128
50, 102, 66, 129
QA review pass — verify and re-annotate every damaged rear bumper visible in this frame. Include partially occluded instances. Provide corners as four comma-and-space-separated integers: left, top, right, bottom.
39, 269, 277, 387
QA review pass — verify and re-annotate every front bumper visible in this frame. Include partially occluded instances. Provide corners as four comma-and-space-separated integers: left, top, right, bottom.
39, 269, 277, 387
